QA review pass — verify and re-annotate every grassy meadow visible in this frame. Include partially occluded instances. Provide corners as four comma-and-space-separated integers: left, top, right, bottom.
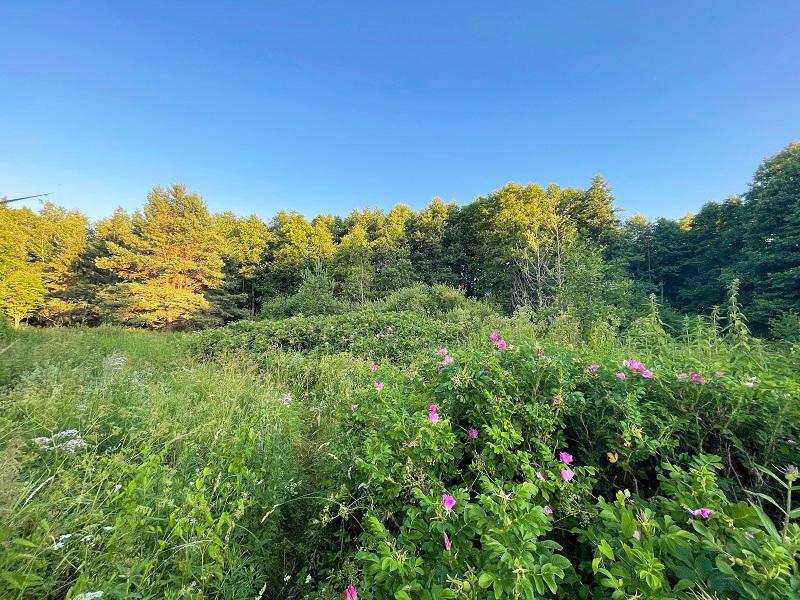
0, 326, 357, 599
1, 292, 799, 599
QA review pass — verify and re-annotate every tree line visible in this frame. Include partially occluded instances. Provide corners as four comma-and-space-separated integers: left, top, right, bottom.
1, 143, 798, 337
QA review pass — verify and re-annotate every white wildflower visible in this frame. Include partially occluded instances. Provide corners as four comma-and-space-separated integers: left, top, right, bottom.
104, 352, 127, 369
305, 574, 312, 584
52, 533, 72, 550
102, 526, 113, 531
744, 376, 760, 388
59, 438, 88, 453
284, 574, 291, 582
74, 592, 104, 600
255, 583, 267, 600
281, 393, 293, 406
35, 430, 88, 453
81, 534, 93, 543
113, 483, 123, 493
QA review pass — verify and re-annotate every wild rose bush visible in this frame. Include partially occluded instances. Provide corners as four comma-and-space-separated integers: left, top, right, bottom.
190, 310, 474, 362
580, 455, 800, 599
320, 336, 799, 599
563, 351, 800, 499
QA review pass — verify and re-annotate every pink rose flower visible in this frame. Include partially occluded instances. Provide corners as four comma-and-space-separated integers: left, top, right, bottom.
345, 585, 357, 600
544, 505, 553, 515
443, 532, 451, 551
489, 331, 500, 342
442, 494, 456, 511
468, 428, 478, 438
589, 364, 600, 372
369, 362, 378, 371
496, 339, 507, 350
536, 471, 546, 481
558, 451, 573, 464
374, 382, 383, 391
641, 369, 653, 378
690, 372, 706, 385
688, 507, 714, 519
560, 469, 575, 482
616, 372, 626, 380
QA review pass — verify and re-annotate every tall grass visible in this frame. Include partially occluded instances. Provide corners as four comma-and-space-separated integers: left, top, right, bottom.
0, 327, 349, 599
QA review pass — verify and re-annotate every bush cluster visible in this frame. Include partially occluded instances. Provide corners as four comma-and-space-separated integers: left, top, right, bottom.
191, 309, 477, 363
313, 336, 800, 599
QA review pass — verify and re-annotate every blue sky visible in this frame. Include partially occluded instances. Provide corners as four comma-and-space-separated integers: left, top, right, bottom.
1, 1, 798, 222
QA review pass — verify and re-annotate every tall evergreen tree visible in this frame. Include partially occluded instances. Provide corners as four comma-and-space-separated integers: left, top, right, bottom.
676, 198, 745, 314
95, 185, 224, 329
740, 143, 800, 330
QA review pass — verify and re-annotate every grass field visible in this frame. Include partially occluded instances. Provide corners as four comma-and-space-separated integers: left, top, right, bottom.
1, 318, 798, 599
0, 327, 354, 599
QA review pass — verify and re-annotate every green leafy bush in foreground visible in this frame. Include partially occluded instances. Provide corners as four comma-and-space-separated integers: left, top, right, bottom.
1, 321, 798, 599
314, 334, 799, 599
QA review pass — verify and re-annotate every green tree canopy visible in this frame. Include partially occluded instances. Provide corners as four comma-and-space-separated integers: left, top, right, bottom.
95, 184, 224, 328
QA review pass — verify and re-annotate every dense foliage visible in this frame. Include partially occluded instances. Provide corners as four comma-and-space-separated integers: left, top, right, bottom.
3, 282, 797, 599
0, 328, 352, 599
2, 144, 799, 336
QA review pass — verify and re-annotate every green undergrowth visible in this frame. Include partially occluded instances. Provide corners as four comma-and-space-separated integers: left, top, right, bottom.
1, 314, 799, 599
0, 327, 357, 599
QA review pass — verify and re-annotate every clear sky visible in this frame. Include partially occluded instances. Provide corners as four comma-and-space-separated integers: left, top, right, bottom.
2, 1, 798, 222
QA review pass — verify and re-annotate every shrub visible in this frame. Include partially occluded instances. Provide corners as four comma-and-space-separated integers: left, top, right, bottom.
316, 335, 799, 599
377, 285, 499, 319
769, 310, 800, 342
191, 309, 474, 362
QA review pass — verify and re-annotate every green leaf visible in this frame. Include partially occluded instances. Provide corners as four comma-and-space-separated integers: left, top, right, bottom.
543, 573, 558, 594
673, 579, 695, 592
478, 572, 494, 589
1, 571, 44, 590
599, 539, 615, 561
753, 505, 781, 539
207, 543, 224, 564
715, 555, 736, 577
746, 490, 785, 513
592, 557, 602, 574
